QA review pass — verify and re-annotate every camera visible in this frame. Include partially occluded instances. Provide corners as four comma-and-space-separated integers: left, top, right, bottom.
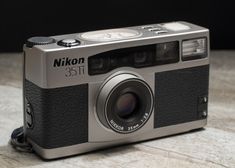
23, 21, 209, 159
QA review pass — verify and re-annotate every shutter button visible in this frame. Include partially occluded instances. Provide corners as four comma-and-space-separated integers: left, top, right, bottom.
57, 39, 80, 47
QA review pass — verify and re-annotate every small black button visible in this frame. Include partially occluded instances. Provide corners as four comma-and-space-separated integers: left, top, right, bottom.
199, 96, 208, 104
26, 101, 32, 114
57, 39, 80, 47
148, 28, 162, 31
141, 25, 155, 29
25, 99, 33, 128
26, 105, 31, 114
26, 113, 33, 128
198, 96, 208, 119
154, 30, 168, 34
26, 36, 56, 48
202, 110, 207, 117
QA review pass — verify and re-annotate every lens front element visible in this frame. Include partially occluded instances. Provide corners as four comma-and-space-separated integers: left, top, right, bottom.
115, 93, 138, 119
96, 74, 153, 134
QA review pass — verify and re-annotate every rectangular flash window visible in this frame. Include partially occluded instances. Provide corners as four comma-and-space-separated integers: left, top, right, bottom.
182, 38, 207, 61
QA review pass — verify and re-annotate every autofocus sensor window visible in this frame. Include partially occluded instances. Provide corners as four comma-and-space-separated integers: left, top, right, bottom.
88, 56, 109, 75
96, 74, 153, 134
155, 41, 179, 64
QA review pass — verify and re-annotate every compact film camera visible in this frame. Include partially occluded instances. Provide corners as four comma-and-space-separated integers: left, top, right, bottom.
23, 21, 210, 159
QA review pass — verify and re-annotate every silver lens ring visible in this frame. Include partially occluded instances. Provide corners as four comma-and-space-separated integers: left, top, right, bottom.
96, 73, 153, 134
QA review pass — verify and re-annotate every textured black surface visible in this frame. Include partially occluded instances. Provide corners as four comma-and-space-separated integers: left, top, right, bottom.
154, 65, 209, 128
25, 80, 88, 149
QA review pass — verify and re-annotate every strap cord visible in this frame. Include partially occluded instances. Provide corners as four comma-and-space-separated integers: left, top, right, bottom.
10, 126, 33, 153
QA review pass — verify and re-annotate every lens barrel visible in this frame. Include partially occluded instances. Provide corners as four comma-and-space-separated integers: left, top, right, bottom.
96, 74, 153, 133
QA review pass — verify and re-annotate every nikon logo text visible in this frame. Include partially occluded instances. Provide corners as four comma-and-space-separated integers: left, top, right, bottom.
53, 57, 85, 67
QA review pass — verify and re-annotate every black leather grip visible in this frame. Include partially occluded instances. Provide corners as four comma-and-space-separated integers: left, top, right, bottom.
154, 65, 209, 128
25, 80, 88, 149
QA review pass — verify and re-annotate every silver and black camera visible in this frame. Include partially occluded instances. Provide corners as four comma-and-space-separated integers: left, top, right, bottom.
23, 21, 209, 159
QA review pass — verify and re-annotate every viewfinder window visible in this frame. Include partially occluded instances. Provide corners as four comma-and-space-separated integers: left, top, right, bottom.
88, 41, 179, 75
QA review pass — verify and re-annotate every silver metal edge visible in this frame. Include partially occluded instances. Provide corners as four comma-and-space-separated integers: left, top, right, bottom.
28, 119, 207, 160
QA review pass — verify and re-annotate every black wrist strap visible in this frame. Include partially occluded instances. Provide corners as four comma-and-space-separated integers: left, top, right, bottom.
10, 126, 33, 153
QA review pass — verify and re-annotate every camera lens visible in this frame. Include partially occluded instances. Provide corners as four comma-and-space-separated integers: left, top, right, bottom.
115, 93, 138, 119
96, 74, 153, 134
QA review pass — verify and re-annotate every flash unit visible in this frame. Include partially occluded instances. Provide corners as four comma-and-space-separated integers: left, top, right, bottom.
182, 38, 207, 61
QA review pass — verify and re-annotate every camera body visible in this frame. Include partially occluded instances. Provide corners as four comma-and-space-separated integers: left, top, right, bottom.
23, 21, 209, 159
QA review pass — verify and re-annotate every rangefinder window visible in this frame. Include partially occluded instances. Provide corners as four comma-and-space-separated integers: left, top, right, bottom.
88, 41, 179, 75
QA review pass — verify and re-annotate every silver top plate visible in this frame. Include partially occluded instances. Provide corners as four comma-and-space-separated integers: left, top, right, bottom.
23, 21, 210, 89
